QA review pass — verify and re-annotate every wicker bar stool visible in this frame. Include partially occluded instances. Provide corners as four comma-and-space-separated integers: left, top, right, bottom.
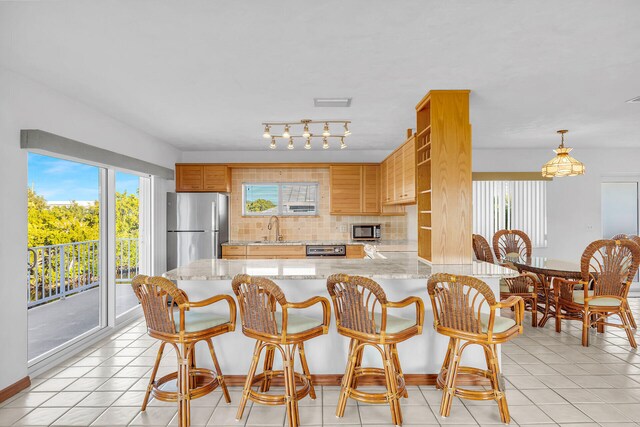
427, 273, 524, 424
231, 274, 330, 427
131, 275, 236, 427
326, 274, 424, 426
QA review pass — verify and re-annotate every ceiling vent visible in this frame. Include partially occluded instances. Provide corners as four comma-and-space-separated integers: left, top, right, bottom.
314, 98, 352, 107
627, 96, 640, 103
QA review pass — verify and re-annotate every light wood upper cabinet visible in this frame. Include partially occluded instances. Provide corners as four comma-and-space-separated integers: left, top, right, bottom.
330, 165, 381, 215
330, 165, 363, 214
176, 165, 204, 192
381, 135, 416, 205
362, 165, 380, 214
175, 164, 231, 192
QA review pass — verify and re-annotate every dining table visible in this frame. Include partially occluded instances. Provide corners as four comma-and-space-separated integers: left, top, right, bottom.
504, 256, 581, 328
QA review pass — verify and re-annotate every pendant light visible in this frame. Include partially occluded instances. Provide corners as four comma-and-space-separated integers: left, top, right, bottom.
541, 130, 585, 177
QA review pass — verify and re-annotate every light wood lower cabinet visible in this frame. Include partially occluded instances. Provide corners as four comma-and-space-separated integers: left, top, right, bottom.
346, 245, 365, 259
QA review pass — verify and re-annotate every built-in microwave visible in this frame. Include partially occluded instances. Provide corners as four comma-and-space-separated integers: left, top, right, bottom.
351, 223, 381, 241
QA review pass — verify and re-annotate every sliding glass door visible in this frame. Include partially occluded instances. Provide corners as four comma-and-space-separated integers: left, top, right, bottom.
27, 153, 105, 362
27, 154, 152, 364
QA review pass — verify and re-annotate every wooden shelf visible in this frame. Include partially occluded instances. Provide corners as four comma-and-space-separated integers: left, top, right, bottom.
417, 159, 431, 167
419, 190, 431, 194
420, 226, 432, 230
416, 126, 431, 138
420, 210, 431, 214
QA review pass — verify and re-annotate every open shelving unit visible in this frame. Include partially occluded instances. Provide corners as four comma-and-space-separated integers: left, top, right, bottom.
415, 90, 472, 264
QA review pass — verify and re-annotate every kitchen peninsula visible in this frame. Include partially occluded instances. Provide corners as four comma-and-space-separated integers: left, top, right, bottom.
163, 254, 516, 384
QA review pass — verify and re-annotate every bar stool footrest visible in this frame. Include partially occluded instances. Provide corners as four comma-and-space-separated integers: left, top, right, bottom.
152, 368, 220, 402
437, 366, 502, 401
247, 370, 311, 405
347, 367, 406, 404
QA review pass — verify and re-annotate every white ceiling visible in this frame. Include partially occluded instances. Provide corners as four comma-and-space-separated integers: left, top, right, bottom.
1, 1, 639, 153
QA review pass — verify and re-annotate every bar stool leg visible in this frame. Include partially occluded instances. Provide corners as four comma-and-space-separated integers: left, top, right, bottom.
383, 344, 403, 426
620, 309, 638, 348
237, 341, 262, 421
261, 345, 276, 392
336, 339, 358, 418
298, 342, 316, 399
484, 344, 509, 424
206, 339, 231, 404
177, 343, 192, 427
437, 338, 455, 390
390, 344, 408, 398
142, 342, 166, 411
440, 338, 461, 418
531, 296, 538, 327
283, 344, 299, 427
582, 310, 590, 347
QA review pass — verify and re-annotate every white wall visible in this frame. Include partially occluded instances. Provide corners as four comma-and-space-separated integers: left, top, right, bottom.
474, 148, 640, 261
0, 68, 180, 390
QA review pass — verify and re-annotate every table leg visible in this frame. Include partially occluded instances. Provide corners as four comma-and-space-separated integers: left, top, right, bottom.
537, 274, 554, 327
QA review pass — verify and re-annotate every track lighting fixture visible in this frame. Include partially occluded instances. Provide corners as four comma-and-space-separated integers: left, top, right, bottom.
260, 120, 351, 150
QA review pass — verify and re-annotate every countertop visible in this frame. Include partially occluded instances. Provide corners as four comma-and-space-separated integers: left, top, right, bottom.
163, 253, 517, 281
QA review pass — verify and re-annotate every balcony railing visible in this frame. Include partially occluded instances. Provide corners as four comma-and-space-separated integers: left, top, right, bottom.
27, 238, 139, 308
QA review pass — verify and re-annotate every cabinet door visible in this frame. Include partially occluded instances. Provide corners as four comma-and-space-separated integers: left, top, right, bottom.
386, 157, 395, 204
393, 151, 403, 202
362, 165, 380, 213
380, 161, 388, 205
176, 165, 204, 191
402, 138, 416, 202
203, 165, 230, 192
346, 245, 365, 259
330, 165, 363, 214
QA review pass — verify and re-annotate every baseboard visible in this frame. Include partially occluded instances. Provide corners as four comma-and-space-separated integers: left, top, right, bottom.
222, 373, 489, 387
0, 376, 31, 403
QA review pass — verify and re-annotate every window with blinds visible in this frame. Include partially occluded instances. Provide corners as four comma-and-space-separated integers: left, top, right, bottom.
472, 180, 547, 248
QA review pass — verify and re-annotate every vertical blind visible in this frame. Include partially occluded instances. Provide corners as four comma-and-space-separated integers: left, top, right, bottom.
473, 180, 547, 247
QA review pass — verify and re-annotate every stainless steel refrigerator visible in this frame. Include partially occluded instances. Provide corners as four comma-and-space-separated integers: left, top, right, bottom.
166, 192, 229, 270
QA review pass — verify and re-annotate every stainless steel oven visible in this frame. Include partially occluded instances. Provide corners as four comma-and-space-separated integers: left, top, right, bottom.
351, 223, 381, 241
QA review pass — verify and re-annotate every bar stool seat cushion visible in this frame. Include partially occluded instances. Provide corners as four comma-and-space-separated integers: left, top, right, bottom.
572, 290, 622, 307
479, 313, 516, 333
276, 312, 323, 334
174, 311, 229, 333
373, 313, 416, 333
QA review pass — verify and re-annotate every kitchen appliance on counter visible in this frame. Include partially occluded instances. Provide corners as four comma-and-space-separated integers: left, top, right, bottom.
306, 244, 346, 257
351, 223, 381, 241
167, 192, 229, 270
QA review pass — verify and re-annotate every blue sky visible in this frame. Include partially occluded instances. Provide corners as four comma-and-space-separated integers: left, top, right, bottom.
28, 153, 140, 201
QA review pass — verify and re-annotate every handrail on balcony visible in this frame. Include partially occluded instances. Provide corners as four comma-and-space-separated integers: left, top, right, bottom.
27, 238, 139, 308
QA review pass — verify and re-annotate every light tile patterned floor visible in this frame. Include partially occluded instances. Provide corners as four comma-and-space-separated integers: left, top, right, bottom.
4, 300, 640, 426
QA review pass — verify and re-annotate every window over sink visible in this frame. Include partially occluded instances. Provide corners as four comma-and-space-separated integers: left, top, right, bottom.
242, 183, 318, 216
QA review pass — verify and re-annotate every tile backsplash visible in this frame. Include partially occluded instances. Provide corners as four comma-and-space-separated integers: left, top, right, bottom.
229, 168, 407, 242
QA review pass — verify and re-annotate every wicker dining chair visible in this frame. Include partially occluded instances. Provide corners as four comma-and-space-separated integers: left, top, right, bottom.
326, 274, 424, 426
427, 273, 524, 424
610, 234, 639, 329
232, 274, 330, 427
473, 234, 539, 327
492, 229, 532, 262
131, 275, 236, 427
555, 239, 640, 347
472, 234, 495, 263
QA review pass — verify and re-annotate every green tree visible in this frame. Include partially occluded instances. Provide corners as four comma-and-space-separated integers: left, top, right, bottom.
246, 198, 276, 212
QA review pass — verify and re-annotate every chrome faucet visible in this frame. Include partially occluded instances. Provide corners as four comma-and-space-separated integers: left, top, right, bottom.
267, 215, 282, 242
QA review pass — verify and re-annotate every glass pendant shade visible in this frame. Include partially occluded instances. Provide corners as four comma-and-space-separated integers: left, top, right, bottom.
541, 147, 585, 177
541, 130, 585, 178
